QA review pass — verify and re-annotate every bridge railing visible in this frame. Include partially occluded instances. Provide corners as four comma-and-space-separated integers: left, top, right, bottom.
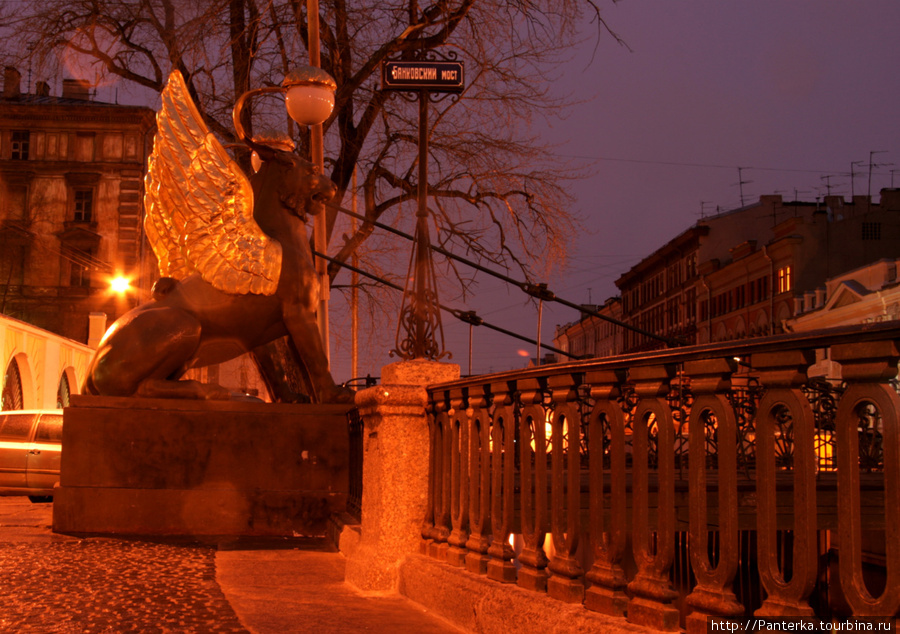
420, 322, 900, 631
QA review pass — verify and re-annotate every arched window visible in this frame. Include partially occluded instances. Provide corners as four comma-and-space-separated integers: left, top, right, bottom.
2, 358, 23, 411
57, 372, 71, 409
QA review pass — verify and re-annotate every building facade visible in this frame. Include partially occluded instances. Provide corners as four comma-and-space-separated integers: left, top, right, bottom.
556, 191, 900, 357
618, 192, 900, 353
553, 297, 624, 360
0, 67, 156, 344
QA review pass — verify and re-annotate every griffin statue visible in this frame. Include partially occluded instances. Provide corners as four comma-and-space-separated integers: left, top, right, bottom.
85, 71, 350, 403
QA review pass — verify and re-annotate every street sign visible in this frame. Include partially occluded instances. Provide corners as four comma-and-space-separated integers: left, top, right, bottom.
382, 60, 464, 93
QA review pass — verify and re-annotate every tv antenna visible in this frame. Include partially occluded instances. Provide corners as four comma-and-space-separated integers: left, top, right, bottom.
735, 167, 753, 206
820, 175, 839, 196
868, 150, 888, 201
849, 160, 864, 198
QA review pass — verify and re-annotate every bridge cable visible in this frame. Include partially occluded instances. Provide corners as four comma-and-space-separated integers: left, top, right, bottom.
323, 201, 681, 347
313, 248, 581, 360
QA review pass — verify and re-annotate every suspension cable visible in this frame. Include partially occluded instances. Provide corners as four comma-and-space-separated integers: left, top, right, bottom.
314, 248, 581, 360
324, 200, 681, 347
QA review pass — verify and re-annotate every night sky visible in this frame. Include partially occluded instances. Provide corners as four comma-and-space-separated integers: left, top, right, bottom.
358, 0, 900, 380
74, 2, 900, 381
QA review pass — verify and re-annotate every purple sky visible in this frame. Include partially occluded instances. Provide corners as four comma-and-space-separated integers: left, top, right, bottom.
349, 0, 900, 380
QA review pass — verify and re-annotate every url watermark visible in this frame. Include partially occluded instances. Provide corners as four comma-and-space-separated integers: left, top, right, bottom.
709, 618, 895, 633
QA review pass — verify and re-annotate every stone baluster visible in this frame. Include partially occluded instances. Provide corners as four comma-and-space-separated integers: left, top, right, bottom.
752, 350, 817, 617
584, 369, 629, 617
547, 372, 586, 603
429, 392, 453, 561
421, 388, 447, 554
832, 340, 900, 616
518, 377, 550, 592
487, 380, 518, 583
684, 358, 744, 632
626, 364, 680, 631
465, 383, 492, 574
446, 388, 470, 567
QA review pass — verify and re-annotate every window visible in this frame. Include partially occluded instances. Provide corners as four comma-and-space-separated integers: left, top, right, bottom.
74, 189, 93, 222
862, 222, 881, 241
57, 373, 71, 409
777, 266, 792, 294
2, 358, 24, 411
69, 247, 95, 287
10, 130, 29, 160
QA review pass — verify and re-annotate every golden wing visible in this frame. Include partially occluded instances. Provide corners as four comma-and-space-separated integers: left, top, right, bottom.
143, 70, 282, 296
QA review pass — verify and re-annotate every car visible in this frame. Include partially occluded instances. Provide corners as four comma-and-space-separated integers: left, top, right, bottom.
0, 410, 63, 503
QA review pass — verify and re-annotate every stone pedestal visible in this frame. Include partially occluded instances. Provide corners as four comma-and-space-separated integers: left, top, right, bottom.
52, 395, 353, 537
345, 359, 459, 593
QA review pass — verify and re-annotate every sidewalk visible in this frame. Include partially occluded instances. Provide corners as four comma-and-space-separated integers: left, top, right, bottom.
0, 499, 460, 633
217, 539, 461, 633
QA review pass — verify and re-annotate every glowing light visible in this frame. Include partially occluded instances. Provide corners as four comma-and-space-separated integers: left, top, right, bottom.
110, 276, 131, 294
517, 349, 530, 357
282, 67, 337, 126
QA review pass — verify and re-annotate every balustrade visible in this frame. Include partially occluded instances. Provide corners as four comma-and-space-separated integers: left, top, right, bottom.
414, 323, 900, 628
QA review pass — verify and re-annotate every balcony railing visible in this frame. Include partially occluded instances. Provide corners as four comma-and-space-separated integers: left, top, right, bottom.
420, 322, 900, 631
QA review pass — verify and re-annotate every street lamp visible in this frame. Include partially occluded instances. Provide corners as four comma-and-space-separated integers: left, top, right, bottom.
231, 66, 336, 143
109, 275, 131, 294
231, 65, 337, 361
283, 66, 337, 126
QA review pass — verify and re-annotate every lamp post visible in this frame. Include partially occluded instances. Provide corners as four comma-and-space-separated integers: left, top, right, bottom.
381, 55, 464, 360
231, 65, 337, 362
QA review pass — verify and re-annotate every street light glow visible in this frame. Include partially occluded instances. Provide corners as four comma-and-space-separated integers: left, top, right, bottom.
110, 276, 131, 294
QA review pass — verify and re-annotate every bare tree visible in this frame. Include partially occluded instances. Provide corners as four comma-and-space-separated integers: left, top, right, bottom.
0, 0, 623, 383
2, 0, 619, 276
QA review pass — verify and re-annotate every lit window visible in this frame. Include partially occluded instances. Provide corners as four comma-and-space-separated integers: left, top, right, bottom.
777, 266, 792, 294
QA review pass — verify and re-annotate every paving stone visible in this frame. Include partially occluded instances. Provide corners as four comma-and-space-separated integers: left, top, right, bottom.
0, 539, 247, 633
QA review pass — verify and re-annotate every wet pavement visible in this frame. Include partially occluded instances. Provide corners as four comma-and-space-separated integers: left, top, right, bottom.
0, 498, 460, 633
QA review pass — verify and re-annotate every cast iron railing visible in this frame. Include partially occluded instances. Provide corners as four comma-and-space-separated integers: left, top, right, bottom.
421, 322, 900, 631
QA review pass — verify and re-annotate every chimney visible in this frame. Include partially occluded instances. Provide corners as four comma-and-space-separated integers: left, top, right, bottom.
88, 312, 108, 349
35, 81, 50, 97
3, 66, 21, 98
62, 78, 92, 101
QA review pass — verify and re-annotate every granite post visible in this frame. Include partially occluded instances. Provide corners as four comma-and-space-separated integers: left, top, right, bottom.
345, 359, 459, 592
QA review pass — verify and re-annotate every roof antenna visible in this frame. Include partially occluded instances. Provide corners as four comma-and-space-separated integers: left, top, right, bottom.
735, 167, 753, 207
